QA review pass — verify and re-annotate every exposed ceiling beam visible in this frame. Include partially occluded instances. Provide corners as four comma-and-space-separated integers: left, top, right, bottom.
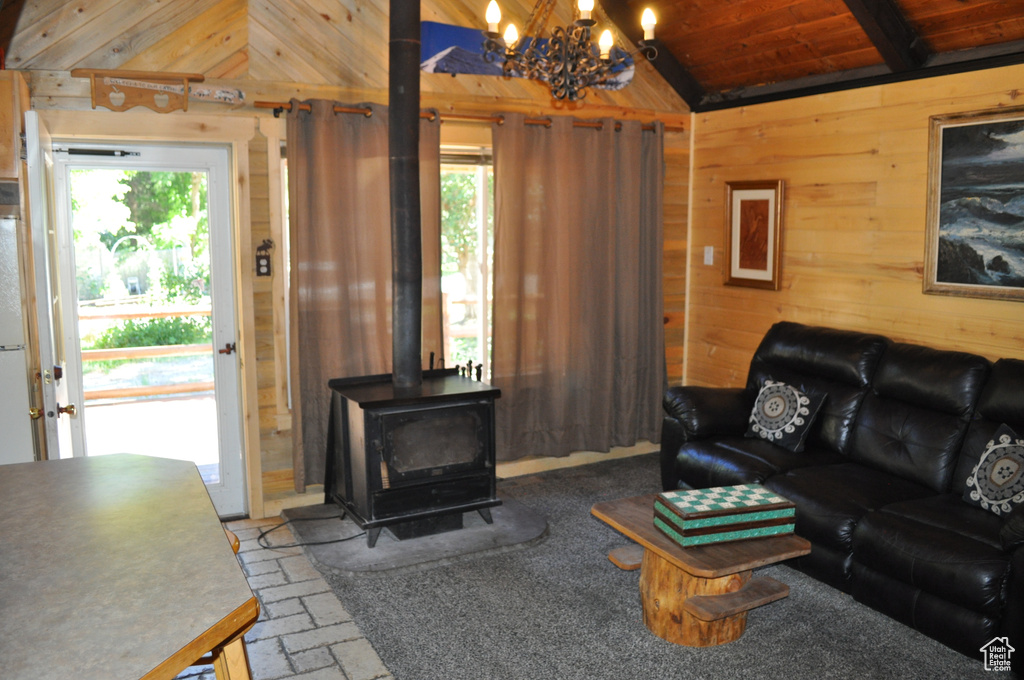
0, 0, 28, 65
699, 42, 1024, 112
842, 0, 929, 71
599, 0, 704, 109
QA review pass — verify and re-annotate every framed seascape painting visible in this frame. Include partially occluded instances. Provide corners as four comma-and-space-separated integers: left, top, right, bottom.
925, 108, 1024, 301
725, 180, 784, 290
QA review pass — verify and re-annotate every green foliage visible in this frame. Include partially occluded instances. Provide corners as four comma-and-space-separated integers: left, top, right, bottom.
441, 170, 479, 274
120, 171, 193, 230
89, 316, 212, 350
76, 271, 105, 302
161, 261, 210, 304
450, 337, 479, 365
99, 171, 209, 258
441, 164, 494, 371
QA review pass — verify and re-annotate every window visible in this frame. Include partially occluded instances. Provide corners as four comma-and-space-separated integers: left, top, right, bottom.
440, 149, 494, 379
279, 146, 495, 380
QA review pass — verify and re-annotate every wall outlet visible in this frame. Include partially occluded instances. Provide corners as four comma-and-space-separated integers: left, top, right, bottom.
704, 246, 714, 266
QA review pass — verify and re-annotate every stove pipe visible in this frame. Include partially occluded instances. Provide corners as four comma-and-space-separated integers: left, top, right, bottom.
389, 0, 423, 392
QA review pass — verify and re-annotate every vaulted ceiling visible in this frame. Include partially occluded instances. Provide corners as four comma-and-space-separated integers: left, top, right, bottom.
603, 0, 1024, 111
2, 0, 1023, 114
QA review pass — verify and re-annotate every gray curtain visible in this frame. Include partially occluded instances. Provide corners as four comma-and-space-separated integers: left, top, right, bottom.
491, 113, 665, 460
287, 99, 442, 491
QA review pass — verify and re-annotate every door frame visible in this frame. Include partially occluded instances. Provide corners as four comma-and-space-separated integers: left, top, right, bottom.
24, 111, 73, 461
51, 142, 246, 517
38, 109, 264, 518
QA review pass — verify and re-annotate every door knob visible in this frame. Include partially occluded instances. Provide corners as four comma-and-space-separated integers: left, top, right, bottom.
218, 342, 237, 355
29, 407, 43, 420
57, 403, 77, 417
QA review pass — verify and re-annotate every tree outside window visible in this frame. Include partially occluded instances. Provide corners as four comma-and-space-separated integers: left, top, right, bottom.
440, 160, 493, 377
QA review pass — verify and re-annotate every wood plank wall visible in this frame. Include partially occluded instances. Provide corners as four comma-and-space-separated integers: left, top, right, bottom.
663, 129, 688, 383
4, 0, 690, 512
686, 64, 1024, 389
3, 0, 684, 113
246, 129, 293, 476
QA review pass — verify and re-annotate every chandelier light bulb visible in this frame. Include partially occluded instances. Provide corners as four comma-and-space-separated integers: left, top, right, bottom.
641, 8, 656, 40
486, 0, 502, 33
504, 23, 519, 46
599, 29, 614, 58
480, 0, 661, 101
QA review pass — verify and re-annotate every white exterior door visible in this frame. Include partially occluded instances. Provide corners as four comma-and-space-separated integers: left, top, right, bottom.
44, 141, 246, 517
24, 111, 72, 460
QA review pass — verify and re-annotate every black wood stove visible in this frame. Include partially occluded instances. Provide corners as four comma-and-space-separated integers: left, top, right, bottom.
324, 369, 501, 547
321, 3, 503, 548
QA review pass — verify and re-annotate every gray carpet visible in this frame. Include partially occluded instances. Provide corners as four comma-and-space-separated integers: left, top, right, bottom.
282, 498, 548, 573
298, 453, 990, 680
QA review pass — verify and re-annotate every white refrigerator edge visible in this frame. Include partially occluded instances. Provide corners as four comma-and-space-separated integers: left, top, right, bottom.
0, 214, 36, 464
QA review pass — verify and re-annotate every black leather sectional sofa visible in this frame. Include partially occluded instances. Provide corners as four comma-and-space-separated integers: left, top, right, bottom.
660, 322, 1024, 670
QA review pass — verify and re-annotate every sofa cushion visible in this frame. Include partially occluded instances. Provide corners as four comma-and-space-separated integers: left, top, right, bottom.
963, 424, 1024, 516
670, 436, 843, 489
747, 322, 888, 455
764, 462, 934, 555
851, 562, 1000, 659
1001, 504, 1024, 551
745, 380, 825, 452
849, 342, 990, 493
954, 358, 1024, 498
748, 322, 889, 389
965, 358, 1024, 426
852, 495, 1008, 617
871, 342, 989, 416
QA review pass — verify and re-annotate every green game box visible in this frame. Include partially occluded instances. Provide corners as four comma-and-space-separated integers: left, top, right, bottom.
653, 484, 796, 547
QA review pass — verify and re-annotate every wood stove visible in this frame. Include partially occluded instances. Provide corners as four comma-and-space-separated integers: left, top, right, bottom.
325, 369, 501, 547
321, 3, 504, 548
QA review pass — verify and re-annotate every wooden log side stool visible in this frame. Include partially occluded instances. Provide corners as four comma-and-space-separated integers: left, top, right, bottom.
591, 494, 811, 647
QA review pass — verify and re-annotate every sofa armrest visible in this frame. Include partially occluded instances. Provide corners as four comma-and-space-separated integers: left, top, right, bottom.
659, 386, 754, 491
663, 386, 753, 439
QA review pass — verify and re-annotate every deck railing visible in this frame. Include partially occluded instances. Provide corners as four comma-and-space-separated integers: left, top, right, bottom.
79, 307, 214, 401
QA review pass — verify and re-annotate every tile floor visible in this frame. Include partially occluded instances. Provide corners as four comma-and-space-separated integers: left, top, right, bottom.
175, 517, 393, 680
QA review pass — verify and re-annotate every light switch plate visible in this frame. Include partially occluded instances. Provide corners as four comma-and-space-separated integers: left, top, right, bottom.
704, 246, 714, 266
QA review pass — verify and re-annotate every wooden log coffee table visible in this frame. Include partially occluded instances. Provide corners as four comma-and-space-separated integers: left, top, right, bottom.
592, 493, 810, 647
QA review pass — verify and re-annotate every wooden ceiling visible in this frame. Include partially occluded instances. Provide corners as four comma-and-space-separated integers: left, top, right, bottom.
603, 0, 1024, 111
2, 0, 1023, 113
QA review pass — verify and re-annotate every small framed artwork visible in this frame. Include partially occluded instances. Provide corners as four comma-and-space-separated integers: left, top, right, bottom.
925, 107, 1024, 301
725, 180, 784, 290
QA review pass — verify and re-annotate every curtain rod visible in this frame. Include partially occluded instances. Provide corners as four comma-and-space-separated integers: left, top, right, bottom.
253, 101, 685, 132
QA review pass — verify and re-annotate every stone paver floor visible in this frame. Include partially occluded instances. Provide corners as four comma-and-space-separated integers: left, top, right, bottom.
175, 517, 393, 680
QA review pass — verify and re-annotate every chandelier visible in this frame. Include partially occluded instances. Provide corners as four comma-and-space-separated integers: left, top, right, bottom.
482, 0, 657, 102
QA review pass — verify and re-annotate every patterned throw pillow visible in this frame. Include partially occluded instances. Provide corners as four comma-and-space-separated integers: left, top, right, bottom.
964, 424, 1024, 516
745, 380, 825, 453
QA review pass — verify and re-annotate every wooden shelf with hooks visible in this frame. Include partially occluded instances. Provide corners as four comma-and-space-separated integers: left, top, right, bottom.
70, 69, 205, 113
